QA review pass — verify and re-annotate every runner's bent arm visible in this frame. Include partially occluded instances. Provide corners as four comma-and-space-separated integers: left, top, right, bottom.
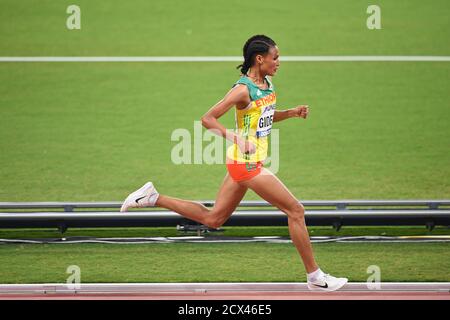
273, 109, 297, 122
201, 85, 256, 153
273, 105, 310, 122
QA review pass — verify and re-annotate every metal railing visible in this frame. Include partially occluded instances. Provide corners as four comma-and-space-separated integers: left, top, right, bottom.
0, 200, 449, 233
1, 199, 449, 211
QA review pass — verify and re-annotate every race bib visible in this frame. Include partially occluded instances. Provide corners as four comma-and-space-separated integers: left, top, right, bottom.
256, 105, 275, 138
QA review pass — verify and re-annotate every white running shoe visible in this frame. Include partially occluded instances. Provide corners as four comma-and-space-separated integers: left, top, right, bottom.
307, 273, 348, 292
120, 182, 159, 212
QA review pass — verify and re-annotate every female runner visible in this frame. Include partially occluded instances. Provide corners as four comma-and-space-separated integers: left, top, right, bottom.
121, 35, 348, 291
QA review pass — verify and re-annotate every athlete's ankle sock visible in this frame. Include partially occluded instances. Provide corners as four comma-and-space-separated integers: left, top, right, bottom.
307, 268, 325, 282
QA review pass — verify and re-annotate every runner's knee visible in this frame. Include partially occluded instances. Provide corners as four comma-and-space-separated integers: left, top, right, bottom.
205, 216, 225, 229
204, 210, 228, 229
286, 203, 305, 222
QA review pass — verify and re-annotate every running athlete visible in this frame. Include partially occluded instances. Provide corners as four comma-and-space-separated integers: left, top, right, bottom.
121, 35, 348, 291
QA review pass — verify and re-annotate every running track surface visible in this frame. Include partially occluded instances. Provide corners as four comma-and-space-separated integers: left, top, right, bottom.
0, 283, 449, 300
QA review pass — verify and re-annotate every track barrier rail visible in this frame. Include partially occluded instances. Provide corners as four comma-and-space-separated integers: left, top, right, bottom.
0, 200, 449, 233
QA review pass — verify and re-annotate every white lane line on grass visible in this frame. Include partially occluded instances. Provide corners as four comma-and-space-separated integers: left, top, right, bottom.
0, 56, 449, 62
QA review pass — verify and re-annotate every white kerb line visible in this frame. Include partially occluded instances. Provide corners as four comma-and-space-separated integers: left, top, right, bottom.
0, 56, 449, 62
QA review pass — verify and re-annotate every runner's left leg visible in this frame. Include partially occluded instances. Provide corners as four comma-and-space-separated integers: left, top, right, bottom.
155, 173, 248, 228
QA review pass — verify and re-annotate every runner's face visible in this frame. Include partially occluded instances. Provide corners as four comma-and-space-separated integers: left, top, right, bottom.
261, 46, 280, 76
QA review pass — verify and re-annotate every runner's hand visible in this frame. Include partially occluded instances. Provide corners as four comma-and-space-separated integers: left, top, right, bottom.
238, 138, 257, 155
294, 105, 309, 119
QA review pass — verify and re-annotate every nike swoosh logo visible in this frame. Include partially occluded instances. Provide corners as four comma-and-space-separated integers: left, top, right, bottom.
313, 283, 328, 288
135, 196, 146, 204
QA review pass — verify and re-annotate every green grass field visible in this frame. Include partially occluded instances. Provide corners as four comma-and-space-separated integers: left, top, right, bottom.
1, 62, 449, 201
1, 0, 449, 56
0, 0, 449, 283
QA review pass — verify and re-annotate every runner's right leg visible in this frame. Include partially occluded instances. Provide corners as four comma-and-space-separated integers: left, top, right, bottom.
239, 168, 347, 291
155, 173, 248, 228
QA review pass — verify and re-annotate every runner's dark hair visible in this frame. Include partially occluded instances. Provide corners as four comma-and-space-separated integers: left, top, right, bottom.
237, 35, 276, 75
